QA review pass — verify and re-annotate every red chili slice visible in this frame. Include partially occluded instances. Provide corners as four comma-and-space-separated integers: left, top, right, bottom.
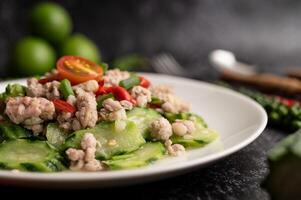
98, 80, 104, 87
38, 74, 60, 84
139, 76, 150, 88
52, 99, 76, 113
95, 86, 108, 96
110, 86, 133, 101
274, 96, 298, 107
95, 85, 136, 104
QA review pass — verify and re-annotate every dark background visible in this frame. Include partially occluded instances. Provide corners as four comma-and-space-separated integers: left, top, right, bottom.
0, 0, 298, 199
2, 0, 301, 76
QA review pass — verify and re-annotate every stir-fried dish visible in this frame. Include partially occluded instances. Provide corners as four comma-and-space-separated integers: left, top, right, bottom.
0, 56, 218, 172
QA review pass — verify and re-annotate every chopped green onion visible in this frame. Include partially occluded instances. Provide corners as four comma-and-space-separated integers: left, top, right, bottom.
59, 79, 74, 100
119, 76, 140, 90
101, 62, 109, 74
0, 84, 27, 103
151, 97, 163, 105
97, 93, 114, 108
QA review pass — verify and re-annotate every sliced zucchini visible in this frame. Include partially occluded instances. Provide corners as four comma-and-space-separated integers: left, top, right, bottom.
171, 115, 218, 149
166, 112, 216, 148
164, 112, 207, 128
64, 121, 145, 160
127, 107, 162, 138
0, 122, 32, 142
0, 139, 66, 172
45, 123, 68, 150
104, 142, 165, 169
171, 127, 218, 148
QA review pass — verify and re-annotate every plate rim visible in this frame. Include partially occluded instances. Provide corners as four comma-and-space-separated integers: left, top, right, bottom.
0, 73, 267, 183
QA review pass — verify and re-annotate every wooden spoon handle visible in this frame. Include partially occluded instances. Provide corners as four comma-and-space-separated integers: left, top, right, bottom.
286, 68, 301, 80
221, 70, 301, 95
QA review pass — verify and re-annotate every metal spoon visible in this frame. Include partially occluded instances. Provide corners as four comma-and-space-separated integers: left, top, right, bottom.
208, 49, 301, 95
209, 49, 257, 76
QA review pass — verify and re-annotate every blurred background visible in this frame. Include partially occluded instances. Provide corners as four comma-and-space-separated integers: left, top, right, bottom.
1, 1, 301, 198
1, 0, 301, 79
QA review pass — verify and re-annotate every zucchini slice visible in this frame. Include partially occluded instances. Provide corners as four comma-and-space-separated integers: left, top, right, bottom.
46, 123, 68, 150
104, 142, 165, 169
163, 112, 217, 148
164, 112, 207, 128
0, 139, 66, 172
0, 122, 32, 142
170, 115, 217, 148
127, 107, 162, 138
171, 127, 218, 148
64, 121, 145, 160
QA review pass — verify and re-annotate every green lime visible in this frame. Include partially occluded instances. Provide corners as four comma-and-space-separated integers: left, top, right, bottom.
30, 2, 72, 44
60, 34, 101, 63
12, 37, 56, 76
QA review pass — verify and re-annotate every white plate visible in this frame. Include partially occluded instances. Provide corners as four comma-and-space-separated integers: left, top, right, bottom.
0, 73, 267, 188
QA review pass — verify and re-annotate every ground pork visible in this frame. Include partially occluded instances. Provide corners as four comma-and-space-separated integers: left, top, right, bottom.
103, 69, 130, 87
150, 117, 172, 141
75, 92, 98, 129
130, 86, 151, 107
165, 139, 185, 156
66, 148, 85, 161
151, 85, 190, 113
81, 133, 98, 150
57, 111, 82, 131
120, 100, 133, 110
72, 80, 99, 94
57, 95, 79, 131
57, 92, 98, 131
172, 120, 196, 136
57, 112, 73, 130
151, 85, 174, 95
26, 78, 60, 100
44, 81, 60, 100
103, 98, 122, 111
114, 120, 127, 132
161, 102, 177, 113
66, 95, 77, 106
98, 98, 127, 122
66, 133, 104, 171
99, 108, 127, 122
5, 96, 55, 134
26, 78, 45, 97
83, 159, 103, 171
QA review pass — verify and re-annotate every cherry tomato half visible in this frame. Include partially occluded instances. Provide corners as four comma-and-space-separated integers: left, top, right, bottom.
56, 55, 103, 85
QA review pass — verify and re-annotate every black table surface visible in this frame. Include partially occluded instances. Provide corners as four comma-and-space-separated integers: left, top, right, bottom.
0, 0, 298, 199
0, 127, 285, 199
